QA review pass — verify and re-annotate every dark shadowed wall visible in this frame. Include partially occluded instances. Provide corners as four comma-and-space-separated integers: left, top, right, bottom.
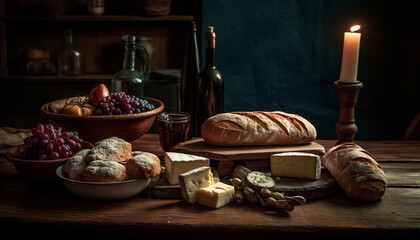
200, 0, 419, 140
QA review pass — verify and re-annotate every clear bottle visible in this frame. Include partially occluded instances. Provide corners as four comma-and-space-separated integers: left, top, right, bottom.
197, 26, 224, 136
57, 28, 83, 76
180, 21, 200, 137
111, 35, 150, 97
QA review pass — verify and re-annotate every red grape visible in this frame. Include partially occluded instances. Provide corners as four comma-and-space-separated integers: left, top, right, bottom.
46, 128, 55, 137
67, 139, 76, 149
61, 132, 70, 139
40, 133, 49, 140
50, 152, 59, 160
40, 139, 49, 147
37, 124, 44, 132
61, 151, 70, 158
70, 135, 80, 143
46, 143, 54, 153
55, 137, 64, 146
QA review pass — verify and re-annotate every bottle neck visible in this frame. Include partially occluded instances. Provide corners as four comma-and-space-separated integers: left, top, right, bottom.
123, 44, 136, 70
205, 28, 216, 68
205, 47, 215, 68
65, 29, 73, 44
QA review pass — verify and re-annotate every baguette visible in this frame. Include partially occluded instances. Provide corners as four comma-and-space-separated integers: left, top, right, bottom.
201, 111, 317, 146
321, 142, 387, 202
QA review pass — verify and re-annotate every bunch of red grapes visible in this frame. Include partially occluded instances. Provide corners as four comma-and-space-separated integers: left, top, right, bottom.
94, 92, 155, 115
23, 124, 84, 160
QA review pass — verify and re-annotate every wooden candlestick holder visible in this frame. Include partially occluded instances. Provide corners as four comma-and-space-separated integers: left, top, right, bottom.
334, 80, 363, 145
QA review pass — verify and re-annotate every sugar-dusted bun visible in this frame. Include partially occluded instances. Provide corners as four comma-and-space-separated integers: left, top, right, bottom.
83, 160, 127, 182
63, 149, 90, 181
126, 151, 161, 180
86, 137, 132, 163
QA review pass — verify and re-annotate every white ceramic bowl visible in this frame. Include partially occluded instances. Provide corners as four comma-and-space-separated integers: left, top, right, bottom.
56, 165, 151, 200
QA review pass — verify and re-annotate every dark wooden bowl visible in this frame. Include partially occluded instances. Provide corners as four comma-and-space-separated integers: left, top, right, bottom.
6, 142, 93, 184
40, 96, 164, 143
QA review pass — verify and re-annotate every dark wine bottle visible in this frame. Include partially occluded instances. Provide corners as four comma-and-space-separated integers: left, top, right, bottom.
197, 26, 224, 136
180, 21, 200, 137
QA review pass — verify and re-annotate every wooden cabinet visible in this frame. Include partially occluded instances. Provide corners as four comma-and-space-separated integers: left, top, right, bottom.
0, 0, 200, 129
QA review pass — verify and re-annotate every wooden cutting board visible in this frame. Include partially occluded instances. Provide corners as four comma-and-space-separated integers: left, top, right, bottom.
174, 138, 326, 161
174, 138, 326, 176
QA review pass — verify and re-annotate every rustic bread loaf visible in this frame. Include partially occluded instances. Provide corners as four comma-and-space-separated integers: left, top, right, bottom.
201, 111, 317, 146
125, 151, 161, 179
321, 142, 387, 202
86, 137, 132, 163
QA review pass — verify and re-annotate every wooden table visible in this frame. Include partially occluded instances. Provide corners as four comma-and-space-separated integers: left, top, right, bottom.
1, 134, 420, 239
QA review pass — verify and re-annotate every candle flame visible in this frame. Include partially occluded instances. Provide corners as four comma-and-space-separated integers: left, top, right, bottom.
350, 25, 361, 32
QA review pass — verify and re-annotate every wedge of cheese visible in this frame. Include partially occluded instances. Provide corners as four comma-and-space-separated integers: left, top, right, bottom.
165, 152, 209, 185
179, 166, 214, 204
197, 182, 235, 209
270, 152, 321, 180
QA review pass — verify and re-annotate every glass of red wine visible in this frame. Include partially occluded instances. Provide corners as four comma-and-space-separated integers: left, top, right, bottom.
157, 112, 191, 152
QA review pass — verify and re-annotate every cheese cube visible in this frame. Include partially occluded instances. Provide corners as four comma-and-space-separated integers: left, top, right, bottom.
179, 166, 214, 204
197, 182, 235, 209
165, 152, 209, 185
270, 152, 321, 180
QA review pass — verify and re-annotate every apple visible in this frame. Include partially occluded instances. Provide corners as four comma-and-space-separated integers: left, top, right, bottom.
88, 84, 109, 106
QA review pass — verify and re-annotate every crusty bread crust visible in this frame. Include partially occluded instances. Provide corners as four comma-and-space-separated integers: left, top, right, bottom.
321, 142, 387, 202
201, 111, 317, 146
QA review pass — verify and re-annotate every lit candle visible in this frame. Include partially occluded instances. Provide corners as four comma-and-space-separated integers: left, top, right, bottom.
339, 25, 361, 83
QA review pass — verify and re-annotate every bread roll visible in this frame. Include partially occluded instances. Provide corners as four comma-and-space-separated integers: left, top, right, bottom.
201, 111, 317, 146
86, 137, 132, 163
63, 149, 90, 181
84, 160, 127, 182
321, 142, 387, 202
125, 151, 161, 179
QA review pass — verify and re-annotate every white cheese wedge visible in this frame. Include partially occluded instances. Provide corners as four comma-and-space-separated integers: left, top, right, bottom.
197, 182, 235, 209
179, 166, 214, 204
165, 152, 209, 185
270, 152, 321, 180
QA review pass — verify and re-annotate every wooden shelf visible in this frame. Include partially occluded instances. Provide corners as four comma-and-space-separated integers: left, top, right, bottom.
4, 74, 112, 83
3, 69, 181, 83
4, 15, 195, 22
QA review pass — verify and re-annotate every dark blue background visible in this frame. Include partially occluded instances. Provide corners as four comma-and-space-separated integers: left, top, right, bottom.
200, 0, 419, 140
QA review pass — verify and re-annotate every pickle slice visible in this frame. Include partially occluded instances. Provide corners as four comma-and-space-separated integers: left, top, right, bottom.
245, 171, 275, 191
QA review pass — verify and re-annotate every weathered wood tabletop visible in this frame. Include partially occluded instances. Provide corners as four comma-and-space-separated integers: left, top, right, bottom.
1, 134, 419, 239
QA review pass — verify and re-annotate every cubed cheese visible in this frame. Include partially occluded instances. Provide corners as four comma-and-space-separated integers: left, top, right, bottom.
165, 152, 209, 185
270, 152, 321, 180
179, 166, 214, 204
197, 182, 235, 209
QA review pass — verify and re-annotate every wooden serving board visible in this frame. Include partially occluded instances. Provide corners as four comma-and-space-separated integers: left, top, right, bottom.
270, 168, 341, 200
174, 138, 326, 176
154, 139, 338, 200
151, 166, 340, 200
